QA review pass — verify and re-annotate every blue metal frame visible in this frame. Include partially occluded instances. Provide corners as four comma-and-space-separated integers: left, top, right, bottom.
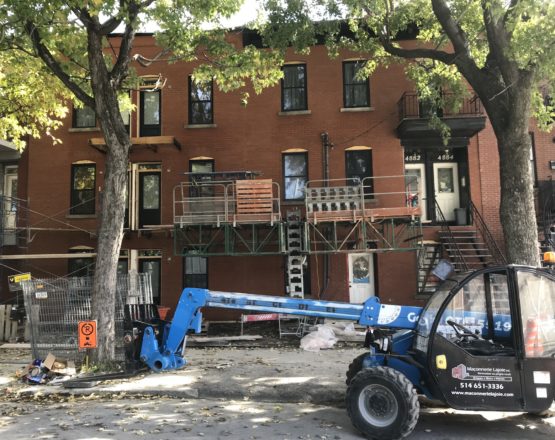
140, 287, 423, 372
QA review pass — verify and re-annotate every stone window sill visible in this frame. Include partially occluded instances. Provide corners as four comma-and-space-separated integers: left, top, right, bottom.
340, 107, 374, 113
278, 110, 312, 116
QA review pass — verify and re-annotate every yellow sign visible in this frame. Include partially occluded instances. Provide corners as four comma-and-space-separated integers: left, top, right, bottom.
78, 320, 98, 350
8, 273, 31, 283
436, 354, 447, 370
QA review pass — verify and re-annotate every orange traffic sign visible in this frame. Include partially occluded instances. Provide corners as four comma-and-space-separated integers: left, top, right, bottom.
78, 320, 97, 350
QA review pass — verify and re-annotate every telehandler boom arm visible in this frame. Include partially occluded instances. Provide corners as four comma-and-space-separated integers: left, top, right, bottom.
139, 287, 422, 372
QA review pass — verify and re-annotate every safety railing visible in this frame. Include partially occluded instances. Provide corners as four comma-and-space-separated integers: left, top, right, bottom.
397, 92, 483, 121
305, 175, 421, 224
173, 180, 281, 226
468, 200, 506, 265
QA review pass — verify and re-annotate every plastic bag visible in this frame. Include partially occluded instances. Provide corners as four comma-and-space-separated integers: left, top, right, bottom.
300, 325, 338, 352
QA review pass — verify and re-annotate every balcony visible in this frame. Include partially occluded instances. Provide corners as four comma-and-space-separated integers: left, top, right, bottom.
174, 179, 281, 227
304, 176, 422, 253
305, 176, 421, 224
397, 92, 486, 141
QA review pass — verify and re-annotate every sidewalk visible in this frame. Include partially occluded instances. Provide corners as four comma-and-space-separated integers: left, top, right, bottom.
0, 344, 366, 405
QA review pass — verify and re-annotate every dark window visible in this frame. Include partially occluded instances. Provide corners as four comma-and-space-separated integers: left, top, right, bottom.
189, 159, 215, 197
283, 152, 308, 200
70, 163, 96, 215
281, 64, 307, 111
346, 149, 373, 196
140, 90, 161, 136
184, 256, 208, 289
343, 61, 370, 108
73, 106, 96, 128
189, 77, 213, 124
138, 164, 161, 228
68, 249, 94, 277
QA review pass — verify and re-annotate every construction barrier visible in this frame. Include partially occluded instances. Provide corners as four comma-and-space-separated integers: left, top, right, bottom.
524, 318, 544, 357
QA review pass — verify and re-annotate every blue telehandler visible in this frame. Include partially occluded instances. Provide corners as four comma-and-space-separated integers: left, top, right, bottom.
130, 265, 555, 439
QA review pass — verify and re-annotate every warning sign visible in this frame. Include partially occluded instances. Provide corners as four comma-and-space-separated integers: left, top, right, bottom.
8, 272, 31, 292
78, 320, 97, 350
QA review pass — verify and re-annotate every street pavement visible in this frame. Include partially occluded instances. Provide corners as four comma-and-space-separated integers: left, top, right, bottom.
1, 343, 554, 440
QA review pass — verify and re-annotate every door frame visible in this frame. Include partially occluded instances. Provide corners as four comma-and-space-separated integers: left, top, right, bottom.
405, 163, 427, 222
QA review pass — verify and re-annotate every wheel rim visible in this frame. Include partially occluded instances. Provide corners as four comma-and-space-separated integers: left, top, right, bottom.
358, 383, 398, 427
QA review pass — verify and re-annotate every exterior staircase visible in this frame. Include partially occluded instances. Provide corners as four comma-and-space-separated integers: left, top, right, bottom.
438, 229, 495, 272
416, 242, 442, 296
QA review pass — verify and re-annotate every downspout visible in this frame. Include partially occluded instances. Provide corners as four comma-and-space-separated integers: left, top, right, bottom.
320, 132, 332, 297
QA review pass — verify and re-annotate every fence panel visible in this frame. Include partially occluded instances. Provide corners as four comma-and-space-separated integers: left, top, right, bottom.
22, 273, 152, 363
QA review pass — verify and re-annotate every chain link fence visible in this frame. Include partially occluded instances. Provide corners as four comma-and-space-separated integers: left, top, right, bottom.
22, 272, 153, 363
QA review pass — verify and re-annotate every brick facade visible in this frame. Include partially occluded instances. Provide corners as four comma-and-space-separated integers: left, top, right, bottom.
2, 33, 553, 317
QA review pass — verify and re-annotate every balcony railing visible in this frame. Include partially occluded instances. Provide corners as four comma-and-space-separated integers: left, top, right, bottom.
398, 92, 483, 121
174, 179, 281, 226
305, 175, 421, 224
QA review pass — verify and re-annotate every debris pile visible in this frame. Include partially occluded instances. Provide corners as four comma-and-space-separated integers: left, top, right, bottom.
16, 353, 76, 385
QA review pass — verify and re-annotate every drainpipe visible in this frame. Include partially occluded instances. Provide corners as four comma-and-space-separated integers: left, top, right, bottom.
320, 132, 333, 297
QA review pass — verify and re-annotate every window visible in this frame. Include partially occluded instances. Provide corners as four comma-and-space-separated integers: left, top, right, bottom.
140, 89, 161, 136
343, 61, 370, 108
189, 159, 215, 197
281, 64, 307, 111
345, 149, 373, 196
184, 256, 208, 289
529, 132, 537, 187
68, 247, 95, 277
127, 163, 162, 230
73, 106, 96, 128
189, 77, 213, 124
70, 163, 96, 215
283, 152, 308, 200
139, 250, 162, 305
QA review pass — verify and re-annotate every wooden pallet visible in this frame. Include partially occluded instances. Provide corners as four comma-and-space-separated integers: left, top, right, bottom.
235, 179, 275, 222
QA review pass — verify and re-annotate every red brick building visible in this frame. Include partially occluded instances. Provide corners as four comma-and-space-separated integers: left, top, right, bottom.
1, 32, 554, 317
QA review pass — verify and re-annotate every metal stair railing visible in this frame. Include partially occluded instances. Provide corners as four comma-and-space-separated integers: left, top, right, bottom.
539, 179, 555, 251
435, 200, 468, 272
468, 200, 507, 265
416, 244, 440, 294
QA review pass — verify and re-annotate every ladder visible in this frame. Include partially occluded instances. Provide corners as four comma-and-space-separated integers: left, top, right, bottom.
286, 209, 304, 298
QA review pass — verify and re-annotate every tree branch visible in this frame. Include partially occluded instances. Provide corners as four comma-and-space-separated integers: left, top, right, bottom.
480, 0, 518, 85
379, 37, 457, 64
110, 1, 142, 89
25, 21, 94, 108
431, 0, 471, 57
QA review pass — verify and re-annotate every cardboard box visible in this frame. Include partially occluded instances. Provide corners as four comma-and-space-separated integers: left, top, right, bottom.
43, 353, 76, 375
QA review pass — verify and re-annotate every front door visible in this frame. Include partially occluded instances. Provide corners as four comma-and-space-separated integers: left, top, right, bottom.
3, 171, 17, 245
405, 163, 427, 222
433, 162, 459, 221
348, 253, 375, 303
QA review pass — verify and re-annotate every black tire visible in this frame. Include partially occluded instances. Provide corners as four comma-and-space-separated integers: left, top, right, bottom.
346, 353, 369, 385
346, 366, 419, 440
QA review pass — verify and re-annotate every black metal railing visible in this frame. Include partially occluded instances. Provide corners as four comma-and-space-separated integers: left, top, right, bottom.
468, 200, 507, 265
435, 201, 468, 271
398, 92, 484, 121
538, 179, 555, 251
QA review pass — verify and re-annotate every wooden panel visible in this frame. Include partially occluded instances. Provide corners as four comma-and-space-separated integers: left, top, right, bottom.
236, 180, 274, 214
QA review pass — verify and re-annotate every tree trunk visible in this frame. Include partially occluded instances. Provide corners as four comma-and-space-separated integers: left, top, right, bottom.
87, 30, 132, 362
487, 86, 540, 266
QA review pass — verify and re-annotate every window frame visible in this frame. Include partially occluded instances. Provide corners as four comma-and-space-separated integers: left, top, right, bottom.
188, 76, 214, 125
184, 256, 209, 289
70, 163, 96, 215
529, 132, 538, 188
282, 152, 309, 201
72, 106, 96, 129
342, 61, 370, 108
281, 64, 308, 112
139, 88, 161, 136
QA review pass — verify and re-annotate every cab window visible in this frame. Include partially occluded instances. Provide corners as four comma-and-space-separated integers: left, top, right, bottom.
518, 270, 555, 358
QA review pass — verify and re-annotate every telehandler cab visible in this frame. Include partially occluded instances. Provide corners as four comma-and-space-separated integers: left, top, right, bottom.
130, 265, 555, 439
